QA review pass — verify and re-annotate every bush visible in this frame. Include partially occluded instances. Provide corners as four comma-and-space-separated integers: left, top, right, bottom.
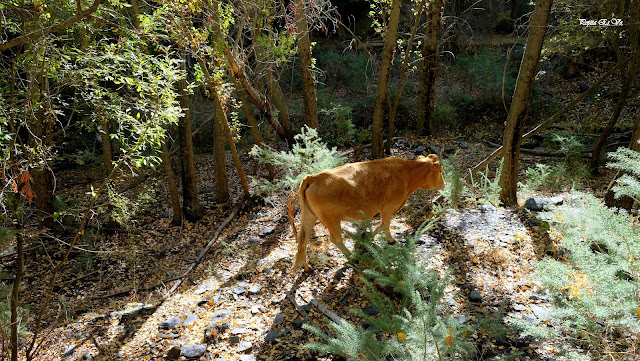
319, 104, 356, 147
303, 220, 474, 360
250, 126, 346, 194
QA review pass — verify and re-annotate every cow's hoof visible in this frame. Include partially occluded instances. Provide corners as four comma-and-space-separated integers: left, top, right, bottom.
387, 239, 396, 245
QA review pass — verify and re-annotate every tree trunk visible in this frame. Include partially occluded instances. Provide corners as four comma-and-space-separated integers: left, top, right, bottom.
177, 74, 204, 221
161, 138, 182, 225
293, 0, 318, 129
498, 0, 553, 206
10, 231, 23, 361
371, 0, 403, 158
589, 7, 640, 173
212, 109, 230, 203
417, 0, 442, 137
99, 117, 113, 176
269, 72, 293, 138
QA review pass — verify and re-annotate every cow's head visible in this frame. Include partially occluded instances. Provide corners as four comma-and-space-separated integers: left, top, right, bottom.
418, 154, 445, 190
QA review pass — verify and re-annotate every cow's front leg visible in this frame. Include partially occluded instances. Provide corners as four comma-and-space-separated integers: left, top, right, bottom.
328, 224, 352, 258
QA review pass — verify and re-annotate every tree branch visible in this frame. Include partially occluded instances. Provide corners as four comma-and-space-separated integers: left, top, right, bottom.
0, 0, 104, 51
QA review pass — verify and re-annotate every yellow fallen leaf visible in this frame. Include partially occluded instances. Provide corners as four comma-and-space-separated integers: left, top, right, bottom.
445, 336, 454, 346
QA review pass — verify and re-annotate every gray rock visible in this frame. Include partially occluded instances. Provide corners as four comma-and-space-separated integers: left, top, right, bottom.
456, 316, 470, 324
162, 211, 170, 218
168, 333, 179, 339
195, 282, 214, 295
229, 336, 241, 344
429, 145, 441, 155
273, 313, 284, 324
478, 204, 496, 212
82, 353, 93, 360
469, 290, 482, 303
62, 344, 76, 358
181, 344, 207, 358
524, 197, 564, 211
118, 351, 125, 358
159, 317, 182, 330
166, 346, 181, 360
265, 331, 282, 342
233, 286, 246, 295
248, 237, 261, 243
530, 304, 552, 320
237, 341, 253, 352
512, 304, 527, 311
291, 318, 305, 328
210, 309, 232, 323
199, 187, 215, 194
415, 146, 426, 154
248, 285, 261, 294
231, 327, 251, 334
183, 314, 198, 326
158, 332, 167, 339
239, 355, 255, 361
301, 304, 312, 313
459, 141, 469, 149
259, 227, 275, 237
364, 305, 379, 316
251, 305, 261, 314
238, 281, 251, 287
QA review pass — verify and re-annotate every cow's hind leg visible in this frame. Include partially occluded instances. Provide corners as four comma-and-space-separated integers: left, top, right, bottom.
293, 207, 317, 271
326, 220, 351, 258
380, 207, 397, 244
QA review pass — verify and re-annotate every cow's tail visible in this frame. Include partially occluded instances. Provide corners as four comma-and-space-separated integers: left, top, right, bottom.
293, 175, 316, 270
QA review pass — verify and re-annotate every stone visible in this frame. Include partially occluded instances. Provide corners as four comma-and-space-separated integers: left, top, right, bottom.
82, 353, 93, 360
524, 197, 564, 211
183, 314, 198, 326
229, 336, 241, 344
273, 313, 284, 324
363, 305, 379, 316
429, 145, 441, 155
469, 290, 482, 303
259, 227, 275, 237
62, 344, 76, 358
210, 309, 233, 323
301, 304, 312, 313
248, 285, 261, 294
239, 355, 255, 361
233, 286, 246, 295
231, 327, 251, 334
195, 282, 213, 295
251, 305, 261, 314
199, 187, 215, 194
459, 141, 469, 149
159, 317, 182, 330
181, 344, 207, 358
265, 331, 282, 342
162, 211, 170, 218
456, 316, 470, 324
237, 341, 253, 352
166, 346, 181, 360
415, 146, 426, 154
238, 281, 251, 287
248, 237, 261, 244
530, 304, 552, 320
478, 204, 496, 212
168, 333, 179, 339
158, 332, 167, 339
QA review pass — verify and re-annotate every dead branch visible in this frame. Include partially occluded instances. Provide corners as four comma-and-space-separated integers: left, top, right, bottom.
308, 297, 346, 324
165, 200, 246, 297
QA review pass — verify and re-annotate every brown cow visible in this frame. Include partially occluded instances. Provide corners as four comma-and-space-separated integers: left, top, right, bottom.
293, 154, 445, 271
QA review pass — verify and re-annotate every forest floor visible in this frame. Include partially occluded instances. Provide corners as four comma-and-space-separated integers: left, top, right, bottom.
2, 134, 619, 361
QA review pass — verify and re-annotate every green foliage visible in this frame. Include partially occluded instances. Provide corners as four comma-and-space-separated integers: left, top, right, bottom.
469, 159, 503, 206
431, 104, 458, 129
250, 126, 345, 194
319, 104, 356, 146
304, 220, 474, 360
438, 154, 470, 208
607, 144, 640, 202
314, 45, 374, 91
515, 192, 640, 357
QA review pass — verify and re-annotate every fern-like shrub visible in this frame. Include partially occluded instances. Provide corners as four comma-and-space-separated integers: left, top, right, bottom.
438, 154, 469, 208
303, 220, 474, 360
508, 192, 640, 358
607, 145, 640, 202
250, 126, 345, 194
469, 159, 503, 206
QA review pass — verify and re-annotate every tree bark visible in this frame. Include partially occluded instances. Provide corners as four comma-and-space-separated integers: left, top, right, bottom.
269, 72, 293, 138
10, 231, 23, 361
161, 138, 182, 225
371, 0, 403, 158
177, 73, 204, 221
99, 117, 113, 176
293, 0, 318, 129
498, 0, 553, 206
416, 0, 442, 137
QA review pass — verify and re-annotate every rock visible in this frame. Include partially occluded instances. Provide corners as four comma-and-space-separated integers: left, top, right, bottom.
530, 305, 552, 320
118, 351, 125, 358
248, 237, 261, 244
158, 332, 167, 339
524, 197, 564, 211
238, 281, 251, 287
168, 333, 179, 339
512, 304, 527, 311
429, 145, 441, 155
112, 302, 154, 318
229, 336, 241, 344
248, 285, 261, 294
291, 318, 305, 328
82, 353, 93, 360
237, 341, 253, 352
456, 316, 470, 324
301, 304, 312, 313
166, 346, 181, 360
469, 290, 482, 303
251, 305, 261, 314
195, 282, 213, 295
273, 313, 284, 325
578, 82, 589, 92
199, 187, 215, 194
233, 286, 246, 295
363, 305, 379, 316
265, 331, 282, 342
459, 141, 469, 149
162, 211, 170, 218
62, 344, 76, 358
415, 146, 426, 154
259, 227, 275, 237
231, 327, 251, 334
183, 314, 198, 326
478, 204, 496, 212
239, 355, 255, 361
181, 344, 207, 358
334, 268, 346, 281
159, 317, 182, 330
206, 309, 233, 338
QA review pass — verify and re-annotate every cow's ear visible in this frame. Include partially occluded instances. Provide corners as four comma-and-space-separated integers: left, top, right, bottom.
427, 154, 439, 163
417, 155, 426, 160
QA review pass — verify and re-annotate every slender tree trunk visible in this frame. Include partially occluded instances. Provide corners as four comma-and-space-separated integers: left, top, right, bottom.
212, 109, 230, 203
130, 0, 140, 28
293, 0, 318, 129
498, 0, 553, 206
269, 72, 293, 138
161, 138, 182, 225
99, 117, 113, 175
417, 0, 442, 136
371, 0, 403, 158
589, 7, 640, 173
177, 73, 204, 221
386, 0, 427, 155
